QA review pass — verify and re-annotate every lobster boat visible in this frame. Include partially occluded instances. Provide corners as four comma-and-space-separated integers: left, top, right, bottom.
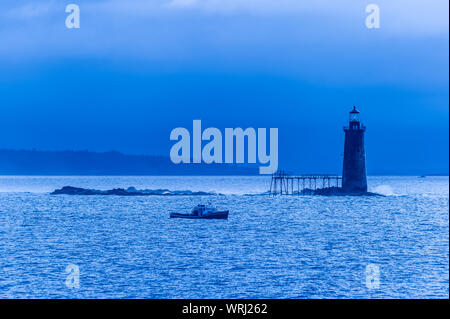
170, 204, 229, 220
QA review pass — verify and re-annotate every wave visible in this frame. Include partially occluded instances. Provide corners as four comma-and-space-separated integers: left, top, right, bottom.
50, 186, 220, 196
372, 185, 395, 196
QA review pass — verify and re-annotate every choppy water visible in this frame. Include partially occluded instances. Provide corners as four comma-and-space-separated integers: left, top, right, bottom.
0, 176, 448, 298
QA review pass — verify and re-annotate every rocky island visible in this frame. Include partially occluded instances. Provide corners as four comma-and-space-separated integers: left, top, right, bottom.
51, 186, 219, 196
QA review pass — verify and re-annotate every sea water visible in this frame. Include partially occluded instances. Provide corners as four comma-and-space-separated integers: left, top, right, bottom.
0, 176, 448, 298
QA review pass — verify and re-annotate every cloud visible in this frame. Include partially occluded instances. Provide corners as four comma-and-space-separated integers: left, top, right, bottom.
165, 0, 344, 15
0, 0, 448, 66
168, 0, 199, 8
3, 1, 57, 19
1, 0, 448, 32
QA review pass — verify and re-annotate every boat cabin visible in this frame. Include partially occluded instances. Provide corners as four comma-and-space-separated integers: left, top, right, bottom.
191, 205, 213, 216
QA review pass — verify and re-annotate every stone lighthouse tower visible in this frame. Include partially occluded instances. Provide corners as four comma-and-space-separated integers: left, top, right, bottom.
342, 106, 367, 193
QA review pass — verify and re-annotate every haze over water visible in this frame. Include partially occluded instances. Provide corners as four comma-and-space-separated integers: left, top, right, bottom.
0, 175, 448, 298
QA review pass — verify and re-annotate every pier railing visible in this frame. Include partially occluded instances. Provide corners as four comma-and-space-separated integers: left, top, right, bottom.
269, 171, 342, 195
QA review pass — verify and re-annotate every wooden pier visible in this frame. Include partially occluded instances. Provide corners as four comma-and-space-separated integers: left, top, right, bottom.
269, 171, 342, 195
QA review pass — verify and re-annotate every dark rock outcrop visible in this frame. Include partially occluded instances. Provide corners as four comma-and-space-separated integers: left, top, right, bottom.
51, 186, 218, 196
300, 187, 382, 196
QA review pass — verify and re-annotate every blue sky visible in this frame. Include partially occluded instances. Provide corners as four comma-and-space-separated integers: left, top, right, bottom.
0, 0, 448, 174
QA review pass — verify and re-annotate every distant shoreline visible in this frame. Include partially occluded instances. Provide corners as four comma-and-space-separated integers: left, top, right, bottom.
0, 149, 448, 176
0, 149, 258, 176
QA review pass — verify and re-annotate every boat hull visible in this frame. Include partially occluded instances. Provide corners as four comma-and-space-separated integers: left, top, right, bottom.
170, 211, 229, 219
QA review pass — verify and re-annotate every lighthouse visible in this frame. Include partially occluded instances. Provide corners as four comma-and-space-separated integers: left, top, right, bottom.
342, 106, 367, 193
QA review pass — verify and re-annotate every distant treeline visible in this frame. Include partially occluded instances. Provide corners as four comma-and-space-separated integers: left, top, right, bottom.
0, 149, 257, 175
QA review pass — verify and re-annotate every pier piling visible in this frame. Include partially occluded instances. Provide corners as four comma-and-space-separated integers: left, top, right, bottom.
269, 171, 342, 195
